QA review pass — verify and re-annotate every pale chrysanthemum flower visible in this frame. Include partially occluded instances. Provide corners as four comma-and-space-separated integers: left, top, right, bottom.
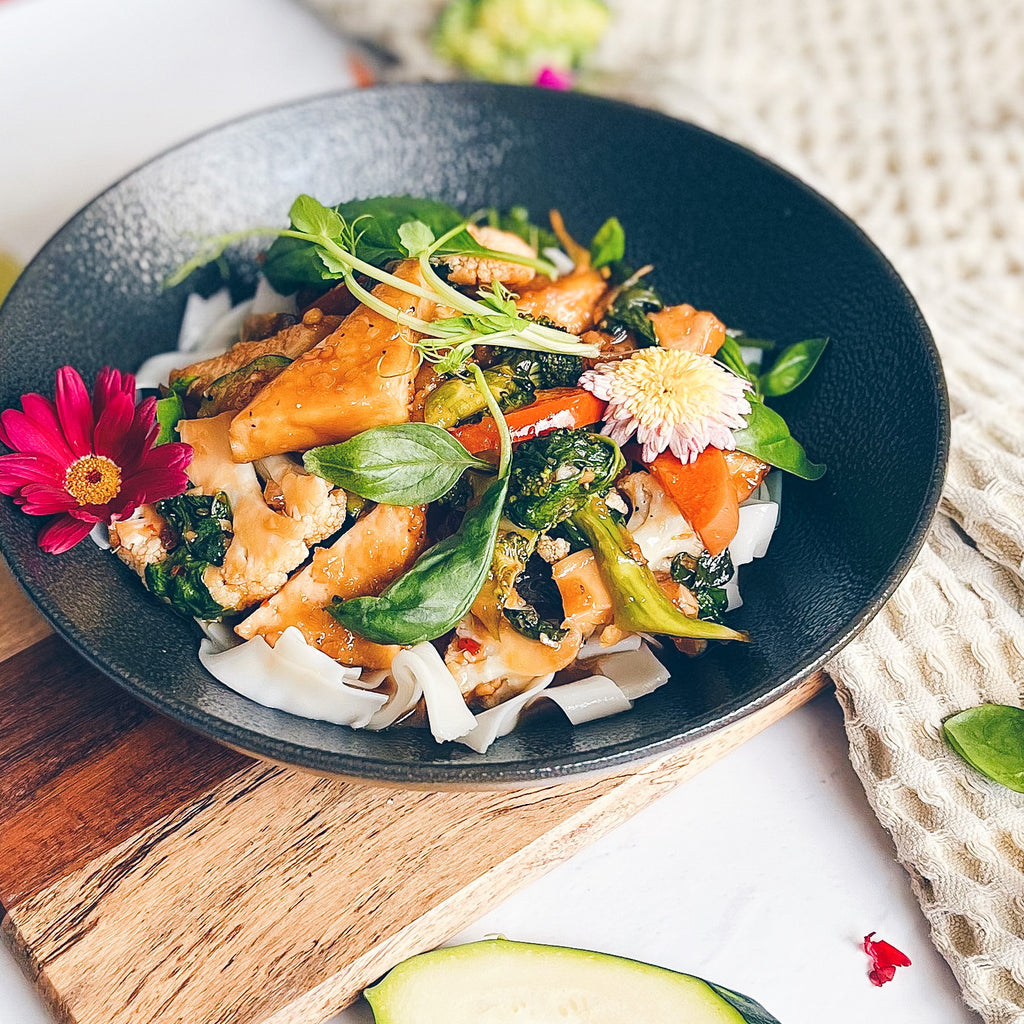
579, 348, 752, 463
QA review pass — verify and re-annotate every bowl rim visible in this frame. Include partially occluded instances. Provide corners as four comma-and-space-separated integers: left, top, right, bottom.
0, 82, 950, 786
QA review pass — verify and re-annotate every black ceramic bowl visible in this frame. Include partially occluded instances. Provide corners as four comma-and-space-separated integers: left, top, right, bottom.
0, 85, 947, 786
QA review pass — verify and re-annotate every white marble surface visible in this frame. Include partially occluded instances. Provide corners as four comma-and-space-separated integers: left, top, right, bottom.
0, 1, 979, 1021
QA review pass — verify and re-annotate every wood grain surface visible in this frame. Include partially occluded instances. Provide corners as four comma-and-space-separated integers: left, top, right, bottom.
0, 559, 825, 1024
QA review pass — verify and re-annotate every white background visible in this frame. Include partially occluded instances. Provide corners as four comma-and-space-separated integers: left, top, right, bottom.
0, 1, 978, 1021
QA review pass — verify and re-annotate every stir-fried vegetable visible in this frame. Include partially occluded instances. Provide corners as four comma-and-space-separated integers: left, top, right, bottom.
505, 427, 625, 531
449, 388, 606, 454
570, 497, 747, 642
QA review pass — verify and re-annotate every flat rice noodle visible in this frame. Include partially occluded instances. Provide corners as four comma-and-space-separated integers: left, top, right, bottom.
228, 261, 431, 462
236, 503, 427, 669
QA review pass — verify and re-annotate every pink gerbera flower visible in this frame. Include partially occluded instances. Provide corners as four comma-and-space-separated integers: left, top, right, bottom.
0, 366, 192, 553
579, 348, 752, 464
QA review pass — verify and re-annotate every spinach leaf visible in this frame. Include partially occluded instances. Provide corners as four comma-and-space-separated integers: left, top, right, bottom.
589, 216, 625, 269
145, 492, 232, 619
504, 606, 569, 644
759, 337, 828, 397
733, 399, 826, 481
671, 549, 734, 622
263, 195, 476, 292
303, 424, 492, 506
944, 705, 1024, 793
328, 476, 509, 645
600, 261, 662, 347
154, 376, 196, 445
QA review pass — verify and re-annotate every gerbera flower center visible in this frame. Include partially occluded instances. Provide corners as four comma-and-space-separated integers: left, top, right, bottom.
64, 455, 122, 506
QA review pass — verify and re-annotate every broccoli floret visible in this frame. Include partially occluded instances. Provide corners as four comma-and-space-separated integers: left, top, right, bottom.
505, 428, 625, 531
532, 351, 584, 389
433, 0, 610, 84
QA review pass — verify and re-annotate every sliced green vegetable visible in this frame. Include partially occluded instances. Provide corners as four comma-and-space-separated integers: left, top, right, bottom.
328, 475, 509, 645
733, 399, 826, 481
589, 216, 625, 269
572, 497, 746, 642
198, 355, 292, 417
944, 705, 1024, 793
154, 376, 196, 445
304, 423, 492, 506
364, 937, 781, 1024
759, 337, 828, 397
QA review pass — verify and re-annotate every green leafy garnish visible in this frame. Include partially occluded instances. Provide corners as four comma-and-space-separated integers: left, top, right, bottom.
503, 606, 569, 645
262, 195, 556, 294
329, 474, 509, 646
733, 399, 826, 481
484, 206, 559, 253
327, 367, 514, 645
670, 549, 734, 622
600, 262, 662, 347
144, 492, 232, 619
944, 705, 1024, 793
154, 376, 195, 445
303, 424, 492, 506
171, 195, 599, 367
588, 217, 625, 269
759, 337, 828, 397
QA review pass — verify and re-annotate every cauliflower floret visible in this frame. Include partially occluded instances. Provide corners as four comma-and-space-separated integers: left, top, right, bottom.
179, 414, 313, 613
536, 533, 571, 564
444, 224, 537, 287
109, 504, 170, 578
255, 455, 347, 546
618, 471, 703, 572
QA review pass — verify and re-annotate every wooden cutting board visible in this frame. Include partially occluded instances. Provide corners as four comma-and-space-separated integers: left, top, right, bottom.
0, 560, 824, 1024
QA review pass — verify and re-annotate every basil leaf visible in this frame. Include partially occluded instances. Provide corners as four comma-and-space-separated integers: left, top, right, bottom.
329, 476, 509, 645
589, 216, 625, 269
716, 336, 757, 384
733, 398, 826, 480
759, 337, 828, 397
944, 705, 1024, 793
303, 423, 492, 506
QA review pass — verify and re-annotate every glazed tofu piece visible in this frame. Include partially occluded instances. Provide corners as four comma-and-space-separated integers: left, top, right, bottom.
228, 261, 433, 462
236, 503, 428, 669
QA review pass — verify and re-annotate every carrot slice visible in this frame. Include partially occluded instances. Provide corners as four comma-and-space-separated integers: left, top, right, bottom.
449, 388, 606, 454
646, 448, 740, 556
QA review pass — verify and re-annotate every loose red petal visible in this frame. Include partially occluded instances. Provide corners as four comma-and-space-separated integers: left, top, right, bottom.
863, 932, 911, 987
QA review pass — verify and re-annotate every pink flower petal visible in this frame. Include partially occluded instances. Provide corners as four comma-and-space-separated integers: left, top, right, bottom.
55, 366, 96, 457
18, 483, 79, 515
137, 440, 193, 473
118, 466, 191, 507
92, 391, 136, 461
0, 452, 65, 491
0, 406, 75, 466
534, 66, 574, 90
37, 514, 94, 554
92, 367, 135, 419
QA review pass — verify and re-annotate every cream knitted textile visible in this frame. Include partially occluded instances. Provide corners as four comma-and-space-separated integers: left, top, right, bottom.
302, 1, 1024, 1017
